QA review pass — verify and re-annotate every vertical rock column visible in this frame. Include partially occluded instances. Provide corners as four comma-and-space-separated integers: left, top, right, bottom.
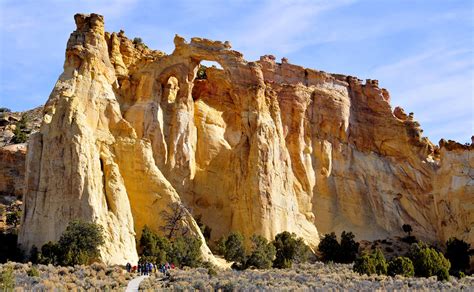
19, 14, 138, 264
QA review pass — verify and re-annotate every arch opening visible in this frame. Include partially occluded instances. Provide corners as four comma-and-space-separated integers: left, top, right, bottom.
196, 60, 223, 80
193, 60, 224, 101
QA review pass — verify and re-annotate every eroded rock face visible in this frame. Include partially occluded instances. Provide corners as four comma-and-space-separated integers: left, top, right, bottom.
19, 14, 473, 264
0, 107, 42, 199
0, 144, 26, 198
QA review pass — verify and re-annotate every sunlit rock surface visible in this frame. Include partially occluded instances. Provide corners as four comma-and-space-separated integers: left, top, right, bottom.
18, 14, 473, 264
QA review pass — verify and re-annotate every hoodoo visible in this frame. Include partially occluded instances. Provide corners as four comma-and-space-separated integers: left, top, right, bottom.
18, 14, 473, 264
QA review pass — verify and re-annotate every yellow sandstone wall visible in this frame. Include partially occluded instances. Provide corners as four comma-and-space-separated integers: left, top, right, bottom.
18, 14, 473, 264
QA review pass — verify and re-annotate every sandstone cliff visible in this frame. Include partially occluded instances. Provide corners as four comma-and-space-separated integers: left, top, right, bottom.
0, 107, 42, 199
0, 144, 26, 199
18, 14, 473, 264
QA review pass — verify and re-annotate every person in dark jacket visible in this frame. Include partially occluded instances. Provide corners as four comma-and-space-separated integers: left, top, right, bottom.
125, 262, 131, 273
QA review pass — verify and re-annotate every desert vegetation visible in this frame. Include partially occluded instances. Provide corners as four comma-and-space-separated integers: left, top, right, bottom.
1, 214, 473, 290
138, 203, 203, 268
29, 220, 105, 266
318, 231, 359, 263
138, 262, 474, 291
10, 114, 28, 144
352, 230, 472, 282
446, 237, 472, 277
213, 230, 310, 270
196, 64, 207, 80
0, 262, 131, 290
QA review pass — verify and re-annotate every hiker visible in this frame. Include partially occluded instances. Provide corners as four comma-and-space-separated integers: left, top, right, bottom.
137, 263, 141, 275
126, 262, 131, 273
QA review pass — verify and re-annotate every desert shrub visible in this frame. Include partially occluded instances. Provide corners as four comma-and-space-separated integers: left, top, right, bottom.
293, 237, 312, 264
401, 236, 417, 244
139, 225, 170, 264
215, 280, 235, 292
16, 114, 27, 128
0, 265, 14, 290
272, 231, 310, 269
202, 261, 218, 276
6, 210, 22, 227
57, 220, 105, 266
445, 237, 470, 275
339, 231, 359, 263
132, 37, 149, 48
408, 242, 450, 281
318, 232, 340, 262
27, 266, 40, 277
11, 114, 28, 144
29, 246, 40, 264
387, 256, 414, 277
353, 253, 376, 275
437, 267, 450, 281
202, 226, 212, 242
39, 241, 60, 265
453, 271, 466, 278
132, 37, 148, 49
11, 127, 27, 143
245, 235, 276, 269
139, 226, 203, 268
168, 236, 202, 268
196, 65, 207, 80
402, 224, 412, 236
0, 107, 11, 112
223, 232, 246, 264
400, 223, 419, 244
133, 37, 143, 44
214, 236, 227, 256
353, 249, 387, 275
373, 249, 388, 275
195, 216, 212, 242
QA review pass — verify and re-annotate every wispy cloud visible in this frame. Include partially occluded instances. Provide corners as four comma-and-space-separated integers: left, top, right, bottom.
371, 46, 473, 143
0, 0, 472, 143
226, 0, 356, 59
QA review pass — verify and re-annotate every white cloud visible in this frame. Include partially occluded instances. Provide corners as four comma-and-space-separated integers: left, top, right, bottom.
0, 0, 472, 143
227, 0, 357, 59
372, 47, 473, 143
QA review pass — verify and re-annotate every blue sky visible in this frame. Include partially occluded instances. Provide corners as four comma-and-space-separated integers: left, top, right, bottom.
0, 0, 472, 143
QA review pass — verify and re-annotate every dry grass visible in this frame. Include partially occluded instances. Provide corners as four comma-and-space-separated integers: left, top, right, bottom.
2, 261, 473, 291
0, 261, 132, 290
140, 262, 474, 291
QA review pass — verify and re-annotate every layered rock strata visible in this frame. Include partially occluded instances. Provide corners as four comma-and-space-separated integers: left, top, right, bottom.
0, 144, 26, 198
0, 107, 42, 199
19, 14, 473, 264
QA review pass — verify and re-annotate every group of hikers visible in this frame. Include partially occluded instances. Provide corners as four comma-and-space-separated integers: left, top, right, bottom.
125, 261, 175, 276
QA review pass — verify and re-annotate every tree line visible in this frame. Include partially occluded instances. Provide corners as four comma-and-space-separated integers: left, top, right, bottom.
1, 208, 472, 283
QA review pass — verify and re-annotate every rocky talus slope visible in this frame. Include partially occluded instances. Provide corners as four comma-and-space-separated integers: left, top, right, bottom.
16, 13, 473, 264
